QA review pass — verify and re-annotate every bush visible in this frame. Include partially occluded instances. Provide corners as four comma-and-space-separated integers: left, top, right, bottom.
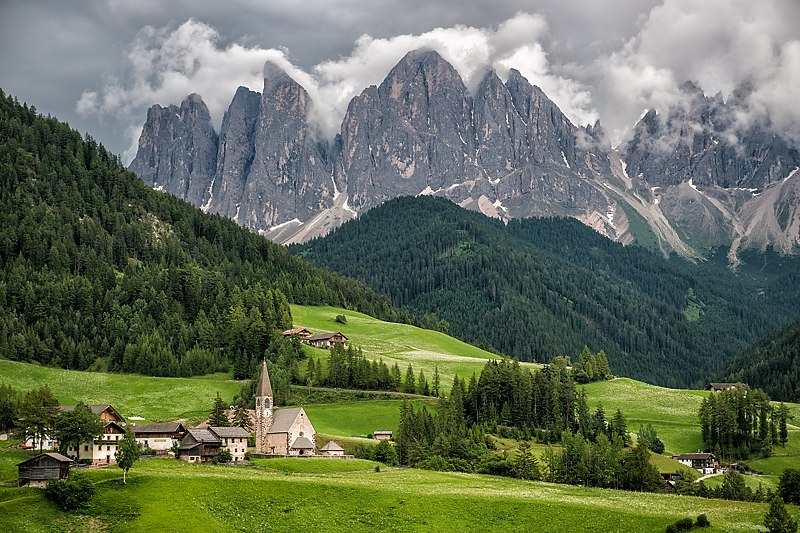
335, 314, 347, 324
141, 448, 158, 456
44, 473, 95, 510
674, 518, 694, 531
211, 449, 232, 464
695, 514, 710, 528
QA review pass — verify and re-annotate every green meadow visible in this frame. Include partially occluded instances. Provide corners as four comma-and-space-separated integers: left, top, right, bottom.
303, 399, 437, 437
0, 360, 241, 424
1, 458, 790, 532
291, 304, 540, 384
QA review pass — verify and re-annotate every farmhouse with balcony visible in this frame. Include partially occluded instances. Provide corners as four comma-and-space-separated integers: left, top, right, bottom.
306, 332, 348, 349
133, 422, 186, 451
671, 452, 718, 474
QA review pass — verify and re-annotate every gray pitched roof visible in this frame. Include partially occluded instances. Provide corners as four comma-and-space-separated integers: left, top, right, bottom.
267, 407, 304, 434
186, 428, 221, 444
133, 423, 184, 434
256, 361, 273, 397
61, 404, 123, 420
674, 453, 715, 460
17, 452, 73, 466
291, 436, 315, 449
307, 332, 348, 342
320, 441, 343, 451
209, 426, 251, 439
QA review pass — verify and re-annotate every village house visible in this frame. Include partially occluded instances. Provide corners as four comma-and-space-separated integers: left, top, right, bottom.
177, 428, 221, 463
319, 441, 345, 457
24, 404, 125, 452
208, 426, 251, 462
254, 361, 318, 456
176, 426, 251, 463
373, 430, 393, 441
707, 383, 738, 392
306, 332, 348, 349
672, 452, 718, 474
282, 327, 312, 340
54, 405, 127, 465
17, 453, 72, 488
132, 422, 186, 451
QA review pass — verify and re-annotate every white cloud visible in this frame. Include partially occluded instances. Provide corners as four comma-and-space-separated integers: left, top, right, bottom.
591, 0, 800, 145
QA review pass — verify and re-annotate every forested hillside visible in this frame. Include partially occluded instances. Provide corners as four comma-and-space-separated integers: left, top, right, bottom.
718, 315, 800, 402
0, 89, 405, 378
294, 196, 800, 387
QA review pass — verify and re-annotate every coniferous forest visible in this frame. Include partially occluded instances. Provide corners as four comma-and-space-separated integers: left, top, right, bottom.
294, 196, 800, 389
0, 89, 407, 378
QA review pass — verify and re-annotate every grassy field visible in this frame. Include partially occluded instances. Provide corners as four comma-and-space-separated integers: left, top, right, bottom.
1, 457, 792, 532
701, 472, 780, 493
0, 360, 241, 424
250, 457, 381, 473
582, 378, 800, 460
303, 399, 437, 437
291, 304, 540, 384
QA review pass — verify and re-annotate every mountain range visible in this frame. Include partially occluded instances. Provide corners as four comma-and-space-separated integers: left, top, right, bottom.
129, 49, 800, 261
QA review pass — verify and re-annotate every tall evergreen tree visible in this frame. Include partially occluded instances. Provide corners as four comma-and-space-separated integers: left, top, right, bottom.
210, 392, 229, 426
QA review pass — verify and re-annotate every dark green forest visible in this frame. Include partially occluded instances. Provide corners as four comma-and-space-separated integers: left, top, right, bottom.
294, 196, 800, 388
718, 315, 800, 402
0, 89, 406, 378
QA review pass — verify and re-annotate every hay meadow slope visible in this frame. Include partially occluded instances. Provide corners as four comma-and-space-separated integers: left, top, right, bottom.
0, 458, 786, 532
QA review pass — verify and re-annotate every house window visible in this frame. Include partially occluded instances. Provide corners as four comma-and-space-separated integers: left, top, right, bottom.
84, 445, 89, 452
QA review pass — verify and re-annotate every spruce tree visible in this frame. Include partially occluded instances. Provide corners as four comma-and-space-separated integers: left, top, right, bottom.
764, 496, 798, 533
210, 392, 229, 426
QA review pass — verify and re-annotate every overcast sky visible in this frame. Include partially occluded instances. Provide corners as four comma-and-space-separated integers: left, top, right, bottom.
1, 0, 798, 162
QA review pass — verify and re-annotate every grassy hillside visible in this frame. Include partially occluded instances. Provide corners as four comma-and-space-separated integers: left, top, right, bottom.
584, 378, 800, 458
291, 304, 538, 385
1, 458, 789, 532
0, 360, 241, 423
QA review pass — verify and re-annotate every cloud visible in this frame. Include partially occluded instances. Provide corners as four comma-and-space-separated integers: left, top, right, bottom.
78, 15, 598, 162
590, 0, 800, 145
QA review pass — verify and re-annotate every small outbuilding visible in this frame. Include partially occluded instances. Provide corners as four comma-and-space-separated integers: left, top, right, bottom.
17, 453, 73, 488
319, 441, 345, 457
373, 430, 393, 441
707, 383, 738, 392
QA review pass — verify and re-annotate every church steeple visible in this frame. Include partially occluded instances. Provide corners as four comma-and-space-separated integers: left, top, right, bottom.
256, 360, 273, 398
255, 361, 274, 453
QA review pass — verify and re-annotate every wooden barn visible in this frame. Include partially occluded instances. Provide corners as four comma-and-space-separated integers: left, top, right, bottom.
306, 332, 348, 349
17, 453, 72, 488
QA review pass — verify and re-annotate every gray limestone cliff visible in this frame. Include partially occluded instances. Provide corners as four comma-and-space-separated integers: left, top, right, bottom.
129, 52, 800, 259
129, 94, 217, 205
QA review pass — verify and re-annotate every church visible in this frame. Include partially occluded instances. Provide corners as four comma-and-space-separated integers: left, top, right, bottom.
255, 361, 317, 455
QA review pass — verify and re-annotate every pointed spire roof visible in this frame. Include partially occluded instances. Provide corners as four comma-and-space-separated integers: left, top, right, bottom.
256, 360, 273, 397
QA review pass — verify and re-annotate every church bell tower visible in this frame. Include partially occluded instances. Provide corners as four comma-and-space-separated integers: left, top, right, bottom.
255, 360, 274, 453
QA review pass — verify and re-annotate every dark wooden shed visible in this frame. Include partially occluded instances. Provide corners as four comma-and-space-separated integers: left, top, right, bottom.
17, 452, 73, 488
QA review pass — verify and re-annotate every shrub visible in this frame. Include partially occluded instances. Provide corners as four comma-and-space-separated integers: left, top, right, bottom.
675, 517, 694, 531
211, 449, 232, 464
335, 314, 347, 324
695, 514, 711, 528
44, 473, 95, 510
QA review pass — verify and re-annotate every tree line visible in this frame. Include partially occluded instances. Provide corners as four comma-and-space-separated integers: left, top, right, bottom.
698, 385, 791, 460
294, 195, 800, 389
0, 89, 408, 379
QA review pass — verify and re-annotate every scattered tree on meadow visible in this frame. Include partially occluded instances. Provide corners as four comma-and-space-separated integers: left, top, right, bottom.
779, 468, 800, 505
16, 386, 60, 452
115, 430, 142, 484
764, 496, 798, 533
0, 383, 19, 433
513, 441, 540, 481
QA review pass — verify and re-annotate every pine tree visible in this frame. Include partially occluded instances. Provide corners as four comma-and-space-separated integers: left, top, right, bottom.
764, 496, 798, 533
210, 392, 229, 426
404, 364, 416, 394
232, 404, 252, 431
432, 365, 441, 397
513, 441, 540, 480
